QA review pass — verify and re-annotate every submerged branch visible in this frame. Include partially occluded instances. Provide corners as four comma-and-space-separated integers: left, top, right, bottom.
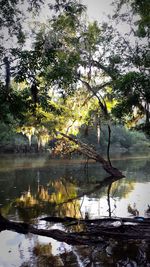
107, 124, 112, 167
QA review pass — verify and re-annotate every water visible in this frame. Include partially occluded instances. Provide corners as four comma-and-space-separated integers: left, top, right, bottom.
0, 153, 150, 266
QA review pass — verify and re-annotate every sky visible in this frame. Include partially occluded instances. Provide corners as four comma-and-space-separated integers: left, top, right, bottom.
81, 0, 131, 36
37, 0, 115, 24
38, 0, 128, 35
82, 0, 114, 21
0, 0, 116, 58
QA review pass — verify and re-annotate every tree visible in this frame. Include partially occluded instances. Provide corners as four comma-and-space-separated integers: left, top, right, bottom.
110, 0, 150, 131
0, 3, 101, 142
0, 0, 45, 47
1, 0, 149, 151
0, 0, 47, 129
113, 0, 150, 37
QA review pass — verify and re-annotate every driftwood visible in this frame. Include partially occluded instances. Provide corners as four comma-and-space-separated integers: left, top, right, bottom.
59, 132, 125, 179
1, 213, 150, 246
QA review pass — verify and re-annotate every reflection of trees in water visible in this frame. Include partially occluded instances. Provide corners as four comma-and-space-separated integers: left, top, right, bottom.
1, 170, 150, 266
114, 157, 150, 184
113, 157, 149, 172
106, 181, 135, 217
1, 172, 136, 220
99, 179, 136, 217
0, 160, 148, 223
19, 240, 150, 267
107, 183, 112, 217
107, 179, 135, 199
13, 178, 81, 222
20, 242, 64, 267
90, 179, 136, 217
0, 156, 149, 218
1, 158, 150, 266
85, 177, 135, 202
101, 240, 150, 267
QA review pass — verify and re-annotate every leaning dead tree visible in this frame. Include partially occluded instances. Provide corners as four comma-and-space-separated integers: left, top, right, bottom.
59, 132, 124, 179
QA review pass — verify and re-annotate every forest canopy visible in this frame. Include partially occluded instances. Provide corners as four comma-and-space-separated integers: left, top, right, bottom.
0, 0, 149, 153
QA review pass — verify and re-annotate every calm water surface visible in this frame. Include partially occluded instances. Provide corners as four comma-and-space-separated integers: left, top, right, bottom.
0, 153, 150, 267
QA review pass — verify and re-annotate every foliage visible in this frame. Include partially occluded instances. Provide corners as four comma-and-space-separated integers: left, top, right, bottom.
113, 0, 150, 37
79, 124, 149, 153
0, 0, 44, 46
0, 121, 29, 153
109, 0, 150, 130
0, 0, 149, 152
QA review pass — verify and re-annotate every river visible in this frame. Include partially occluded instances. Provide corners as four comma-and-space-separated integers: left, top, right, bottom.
0, 153, 150, 266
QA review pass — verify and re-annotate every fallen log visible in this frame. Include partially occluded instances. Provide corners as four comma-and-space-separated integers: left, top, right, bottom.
40, 215, 150, 225
1, 213, 150, 246
0, 213, 103, 246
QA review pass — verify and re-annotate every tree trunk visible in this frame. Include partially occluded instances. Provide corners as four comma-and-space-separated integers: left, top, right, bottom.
145, 102, 150, 129
59, 132, 124, 179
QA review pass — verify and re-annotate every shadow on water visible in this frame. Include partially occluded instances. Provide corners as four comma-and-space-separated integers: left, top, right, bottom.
0, 154, 150, 266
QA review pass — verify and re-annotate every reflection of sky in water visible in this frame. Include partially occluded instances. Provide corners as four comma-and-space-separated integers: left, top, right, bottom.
80, 182, 150, 218
0, 231, 32, 266
37, 220, 71, 255
0, 226, 71, 266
